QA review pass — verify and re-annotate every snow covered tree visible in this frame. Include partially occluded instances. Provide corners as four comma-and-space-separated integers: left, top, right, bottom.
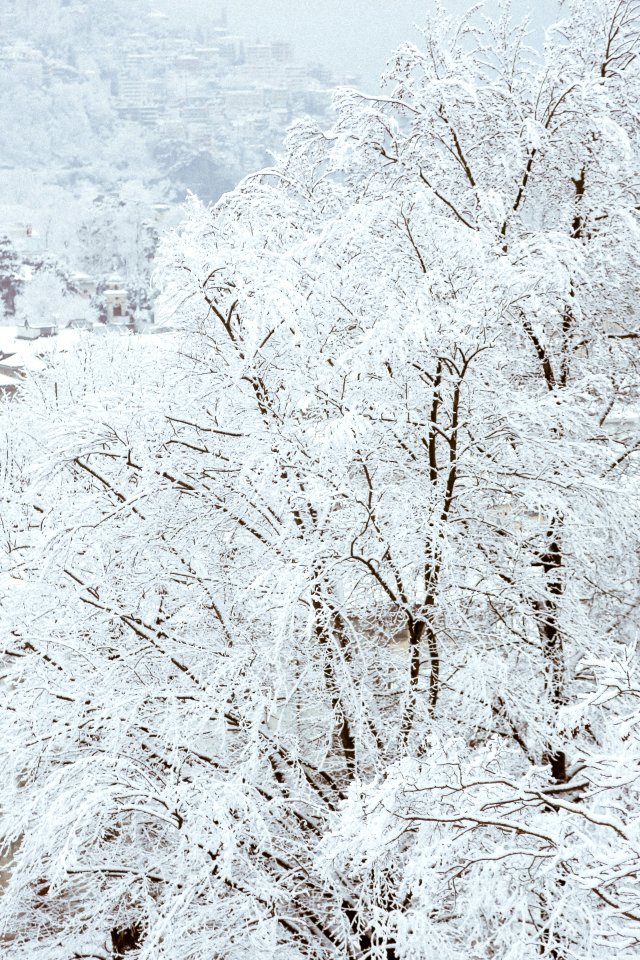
15, 268, 95, 329
0, 236, 23, 317
1, 2, 639, 958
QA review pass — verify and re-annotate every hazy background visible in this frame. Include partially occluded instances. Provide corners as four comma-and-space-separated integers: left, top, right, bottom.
0, 0, 564, 338
159, 0, 562, 83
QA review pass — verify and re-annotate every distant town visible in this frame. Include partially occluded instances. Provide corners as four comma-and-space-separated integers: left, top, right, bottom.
111, 9, 337, 145
0, 1, 346, 368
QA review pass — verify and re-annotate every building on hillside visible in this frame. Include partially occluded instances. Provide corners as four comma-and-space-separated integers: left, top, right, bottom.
16, 324, 57, 339
218, 35, 244, 65
271, 42, 293, 64
104, 274, 129, 325
2, 219, 44, 257
223, 87, 265, 114
245, 44, 272, 67
70, 271, 96, 299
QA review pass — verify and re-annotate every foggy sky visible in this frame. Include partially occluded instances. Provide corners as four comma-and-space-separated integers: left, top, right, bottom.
159, 1, 561, 83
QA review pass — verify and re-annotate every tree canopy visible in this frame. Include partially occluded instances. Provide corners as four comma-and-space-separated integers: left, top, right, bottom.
1, 2, 639, 957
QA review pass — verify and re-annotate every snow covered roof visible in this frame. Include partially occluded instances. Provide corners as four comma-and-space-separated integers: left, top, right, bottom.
0, 354, 24, 369
0, 351, 46, 372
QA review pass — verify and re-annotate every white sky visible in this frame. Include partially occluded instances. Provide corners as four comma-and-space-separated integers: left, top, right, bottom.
159, 0, 561, 83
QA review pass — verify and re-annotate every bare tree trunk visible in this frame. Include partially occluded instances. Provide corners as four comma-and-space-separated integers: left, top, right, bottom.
111, 923, 144, 958
539, 524, 567, 784
311, 572, 357, 776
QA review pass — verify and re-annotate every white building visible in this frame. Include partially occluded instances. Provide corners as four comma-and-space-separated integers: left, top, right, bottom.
104, 274, 129, 325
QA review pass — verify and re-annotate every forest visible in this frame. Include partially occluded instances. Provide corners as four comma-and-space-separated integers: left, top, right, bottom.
1, 1, 639, 957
